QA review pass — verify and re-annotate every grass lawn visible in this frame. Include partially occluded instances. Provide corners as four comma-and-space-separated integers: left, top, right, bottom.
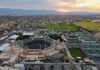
45, 25, 77, 31
74, 22, 100, 31
69, 48, 86, 58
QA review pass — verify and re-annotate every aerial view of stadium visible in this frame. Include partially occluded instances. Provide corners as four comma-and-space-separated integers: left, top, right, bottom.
0, 0, 100, 70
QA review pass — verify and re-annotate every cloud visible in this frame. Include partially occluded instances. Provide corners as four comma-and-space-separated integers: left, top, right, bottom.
0, 0, 100, 12
53, 0, 100, 12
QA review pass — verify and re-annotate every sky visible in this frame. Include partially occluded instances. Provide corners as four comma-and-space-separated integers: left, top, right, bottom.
0, 0, 100, 12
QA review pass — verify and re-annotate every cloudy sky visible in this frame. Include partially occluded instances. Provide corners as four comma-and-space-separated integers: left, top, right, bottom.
0, 0, 100, 12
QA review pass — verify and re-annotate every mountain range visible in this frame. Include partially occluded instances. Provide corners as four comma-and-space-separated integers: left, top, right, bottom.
0, 8, 100, 15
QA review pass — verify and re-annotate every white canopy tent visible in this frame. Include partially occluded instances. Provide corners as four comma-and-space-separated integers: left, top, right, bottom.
0, 43, 10, 51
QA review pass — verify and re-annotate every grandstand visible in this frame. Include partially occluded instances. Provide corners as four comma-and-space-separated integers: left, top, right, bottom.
81, 44, 100, 62
23, 38, 53, 50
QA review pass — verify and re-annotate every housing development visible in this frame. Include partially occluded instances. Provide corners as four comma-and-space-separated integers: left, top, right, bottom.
0, 15, 100, 70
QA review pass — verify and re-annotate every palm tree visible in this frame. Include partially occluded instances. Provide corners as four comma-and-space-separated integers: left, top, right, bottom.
50, 66, 54, 70
63, 56, 68, 62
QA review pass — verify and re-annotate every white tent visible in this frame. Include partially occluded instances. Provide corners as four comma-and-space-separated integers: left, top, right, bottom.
8, 35, 19, 40
22, 32, 34, 35
0, 43, 10, 51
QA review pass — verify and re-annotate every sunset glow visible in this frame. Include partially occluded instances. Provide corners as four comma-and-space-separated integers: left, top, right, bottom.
57, 9, 70, 12
0, 0, 100, 12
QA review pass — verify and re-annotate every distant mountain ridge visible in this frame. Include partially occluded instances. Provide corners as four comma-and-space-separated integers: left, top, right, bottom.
0, 8, 58, 15
0, 8, 100, 15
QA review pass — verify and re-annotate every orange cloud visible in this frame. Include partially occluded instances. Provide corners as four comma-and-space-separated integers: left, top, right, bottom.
54, 0, 100, 12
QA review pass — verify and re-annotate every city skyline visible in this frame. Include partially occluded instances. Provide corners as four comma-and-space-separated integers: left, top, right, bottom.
0, 0, 100, 12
